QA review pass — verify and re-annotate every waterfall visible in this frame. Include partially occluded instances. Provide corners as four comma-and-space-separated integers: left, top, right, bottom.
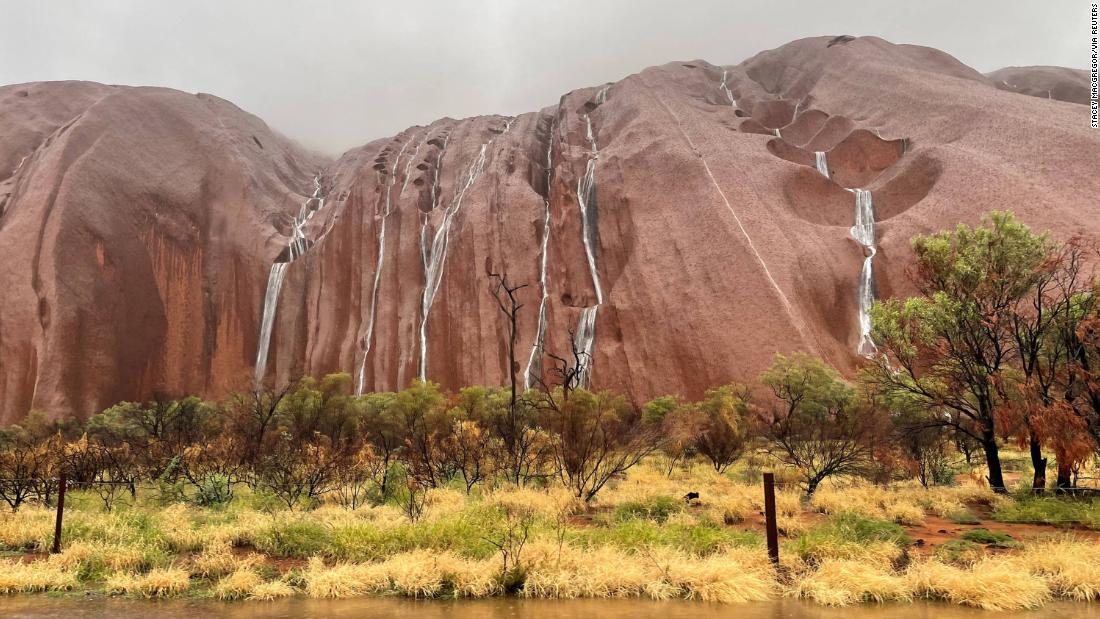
718, 70, 735, 106
595, 85, 609, 105
355, 134, 417, 395
574, 306, 598, 387
253, 176, 326, 386
573, 92, 607, 388
578, 115, 604, 305
851, 188, 877, 357
523, 119, 556, 390
418, 120, 514, 380
773, 128, 782, 138
253, 262, 288, 385
815, 151, 829, 178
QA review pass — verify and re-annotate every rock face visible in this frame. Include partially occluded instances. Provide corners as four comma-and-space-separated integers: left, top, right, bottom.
986, 66, 1093, 105
0, 81, 325, 423
1, 37, 1097, 422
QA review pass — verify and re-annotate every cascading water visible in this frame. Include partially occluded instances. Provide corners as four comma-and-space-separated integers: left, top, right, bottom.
573, 86, 609, 388
815, 151, 829, 178
355, 134, 418, 395
253, 262, 288, 384
421, 135, 450, 274
418, 120, 515, 380
850, 188, 877, 357
522, 119, 557, 390
253, 176, 326, 386
718, 70, 736, 106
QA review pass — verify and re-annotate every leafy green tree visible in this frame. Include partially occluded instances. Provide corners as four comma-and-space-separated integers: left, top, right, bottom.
540, 388, 658, 501
390, 380, 450, 487
355, 391, 402, 498
867, 212, 1052, 493
643, 395, 700, 475
277, 373, 358, 448
693, 384, 751, 473
759, 354, 887, 497
87, 395, 212, 479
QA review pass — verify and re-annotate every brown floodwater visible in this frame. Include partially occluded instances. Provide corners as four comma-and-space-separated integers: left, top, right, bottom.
1, 597, 1100, 619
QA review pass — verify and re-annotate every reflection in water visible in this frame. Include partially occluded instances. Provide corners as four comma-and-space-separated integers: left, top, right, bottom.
2, 598, 1100, 619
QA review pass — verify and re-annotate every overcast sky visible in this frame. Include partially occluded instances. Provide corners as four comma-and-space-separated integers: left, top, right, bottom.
1, 1, 1089, 154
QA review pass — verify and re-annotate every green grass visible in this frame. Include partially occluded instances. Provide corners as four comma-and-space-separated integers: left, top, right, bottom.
933, 539, 985, 566
613, 495, 683, 524
329, 509, 501, 561
572, 519, 762, 556
790, 513, 910, 563
254, 518, 332, 558
992, 496, 1100, 529
960, 528, 1016, 547
945, 509, 981, 525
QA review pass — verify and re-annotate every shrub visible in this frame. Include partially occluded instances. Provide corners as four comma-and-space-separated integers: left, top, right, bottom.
614, 495, 682, 524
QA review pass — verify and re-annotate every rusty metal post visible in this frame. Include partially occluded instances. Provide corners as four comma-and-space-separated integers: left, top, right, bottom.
763, 472, 779, 566
51, 472, 66, 554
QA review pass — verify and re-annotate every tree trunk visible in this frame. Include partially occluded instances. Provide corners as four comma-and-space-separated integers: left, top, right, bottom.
805, 475, 823, 498
982, 430, 1007, 494
1029, 432, 1047, 493
1055, 458, 1074, 492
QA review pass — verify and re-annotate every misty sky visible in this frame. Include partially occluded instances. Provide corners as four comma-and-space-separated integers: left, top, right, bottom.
1, 1, 1089, 154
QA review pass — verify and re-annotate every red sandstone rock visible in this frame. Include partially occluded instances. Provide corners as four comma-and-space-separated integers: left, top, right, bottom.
2, 36, 1098, 421
0, 82, 324, 423
986, 66, 1092, 105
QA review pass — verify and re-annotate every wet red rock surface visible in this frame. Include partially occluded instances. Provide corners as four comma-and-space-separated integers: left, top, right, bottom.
1, 36, 1097, 422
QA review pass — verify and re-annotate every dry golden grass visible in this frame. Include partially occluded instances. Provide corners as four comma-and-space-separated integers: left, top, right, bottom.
213, 569, 263, 600
1018, 538, 1100, 601
0, 508, 53, 550
302, 557, 389, 598
702, 494, 754, 525
909, 558, 1051, 611
810, 478, 1004, 526
248, 579, 297, 600
48, 540, 148, 573
190, 543, 261, 578
665, 549, 777, 603
795, 558, 912, 606
812, 481, 926, 525
302, 551, 500, 599
106, 567, 191, 598
484, 486, 583, 520
4, 455, 1099, 610
521, 541, 776, 603
0, 559, 78, 593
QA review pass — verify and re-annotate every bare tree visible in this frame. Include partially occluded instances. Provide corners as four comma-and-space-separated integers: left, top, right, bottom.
488, 272, 547, 484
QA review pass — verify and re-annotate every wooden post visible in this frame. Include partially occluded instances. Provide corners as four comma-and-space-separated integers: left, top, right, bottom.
51, 472, 66, 554
763, 472, 779, 566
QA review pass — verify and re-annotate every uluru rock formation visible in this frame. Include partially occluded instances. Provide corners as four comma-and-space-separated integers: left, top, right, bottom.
986, 66, 1093, 105
1, 36, 1097, 422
